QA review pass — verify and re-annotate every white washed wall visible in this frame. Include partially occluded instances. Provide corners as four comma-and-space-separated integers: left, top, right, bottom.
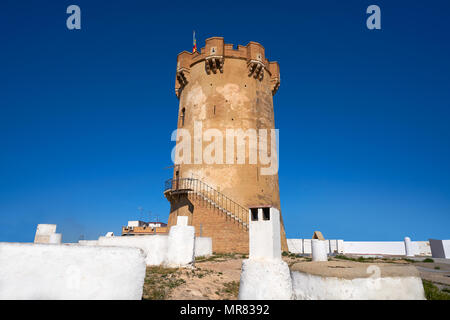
165, 222, 195, 267
98, 235, 169, 266
291, 271, 425, 300
287, 239, 303, 254
287, 239, 344, 254
288, 239, 431, 256
344, 241, 405, 255
194, 237, 212, 257
77, 240, 99, 246
413, 241, 432, 256
0, 243, 146, 300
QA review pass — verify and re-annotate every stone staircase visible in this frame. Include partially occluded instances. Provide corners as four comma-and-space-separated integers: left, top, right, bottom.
192, 190, 248, 228
164, 178, 249, 230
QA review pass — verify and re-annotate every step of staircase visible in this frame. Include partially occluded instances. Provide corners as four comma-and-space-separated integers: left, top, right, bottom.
191, 190, 248, 230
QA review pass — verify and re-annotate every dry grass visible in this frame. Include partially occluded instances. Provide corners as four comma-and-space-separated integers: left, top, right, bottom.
142, 266, 186, 300
423, 280, 450, 300
217, 281, 240, 298
195, 253, 247, 263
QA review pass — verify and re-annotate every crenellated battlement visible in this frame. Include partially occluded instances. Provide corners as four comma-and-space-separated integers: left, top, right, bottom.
175, 37, 281, 98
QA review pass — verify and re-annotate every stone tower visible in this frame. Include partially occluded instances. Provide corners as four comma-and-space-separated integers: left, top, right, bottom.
164, 37, 288, 253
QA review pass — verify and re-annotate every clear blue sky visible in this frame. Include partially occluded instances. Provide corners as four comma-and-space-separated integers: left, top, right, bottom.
1, 0, 449, 243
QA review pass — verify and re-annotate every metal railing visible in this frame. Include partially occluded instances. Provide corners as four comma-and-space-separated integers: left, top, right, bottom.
164, 178, 249, 229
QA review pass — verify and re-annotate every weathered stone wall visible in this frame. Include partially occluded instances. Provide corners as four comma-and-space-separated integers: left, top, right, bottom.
167, 37, 288, 253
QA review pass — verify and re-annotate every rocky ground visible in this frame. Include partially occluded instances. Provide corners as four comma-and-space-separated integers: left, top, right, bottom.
142, 252, 450, 300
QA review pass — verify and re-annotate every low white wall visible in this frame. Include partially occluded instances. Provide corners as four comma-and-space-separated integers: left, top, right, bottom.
77, 240, 99, 246
98, 235, 168, 266
414, 241, 431, 256
291, 271, 425, 300
287, 239, 303, 254
95, 217, 197, 268
304, 239, 312, 254
287, 239, 344, 255
337, 240, 344, 254
194, 237, 212, 257
344, 241, 431, 256
0, 243, 146, 300
288, 239, 432, 256
344, 241, 405, 255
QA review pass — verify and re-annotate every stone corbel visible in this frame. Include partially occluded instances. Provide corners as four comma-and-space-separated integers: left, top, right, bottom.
271, 77, 280, 95
175, 68, 190, 98
176, 68, 189, 87
205, 56, 224, 74
248, 60, 265, 81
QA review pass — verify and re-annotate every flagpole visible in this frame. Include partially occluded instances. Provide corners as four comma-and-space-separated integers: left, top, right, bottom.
193, 30, 197, 53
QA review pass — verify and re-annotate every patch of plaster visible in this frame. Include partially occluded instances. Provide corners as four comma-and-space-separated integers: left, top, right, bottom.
186, 84, 207, 120
216, 84, 250, 111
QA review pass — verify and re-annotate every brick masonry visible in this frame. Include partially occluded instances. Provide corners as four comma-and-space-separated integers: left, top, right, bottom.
166, 37, 288, 253
168, 194, 249, 253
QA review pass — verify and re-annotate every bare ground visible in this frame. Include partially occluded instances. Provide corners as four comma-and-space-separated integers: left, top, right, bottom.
142, 253, 246, 300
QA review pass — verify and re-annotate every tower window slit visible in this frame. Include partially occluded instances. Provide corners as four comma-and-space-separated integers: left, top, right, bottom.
181, 108, 185, 126
251, 208, 259, 221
